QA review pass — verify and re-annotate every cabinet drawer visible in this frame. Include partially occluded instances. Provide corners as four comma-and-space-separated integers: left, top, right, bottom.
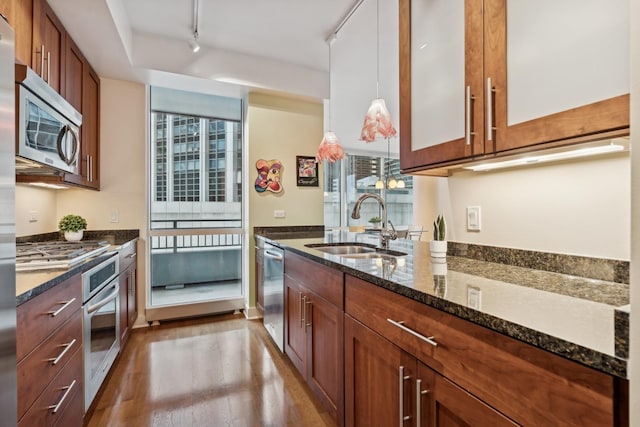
18, 347, 83, 427
18, 311, 83, 419
118, 240, 137, 271
285, 251, 343, 309
17, 274, 82, 361
345, 275, 616, 426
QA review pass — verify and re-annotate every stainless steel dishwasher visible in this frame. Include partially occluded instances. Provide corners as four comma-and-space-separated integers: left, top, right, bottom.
263, 242, 284, 351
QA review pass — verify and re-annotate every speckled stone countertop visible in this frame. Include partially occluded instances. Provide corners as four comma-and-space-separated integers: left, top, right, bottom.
16, 229, 139, 306
257, 231, 629, 379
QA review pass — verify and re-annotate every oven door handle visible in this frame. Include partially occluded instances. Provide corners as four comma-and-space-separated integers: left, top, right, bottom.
87, 285, 119, 314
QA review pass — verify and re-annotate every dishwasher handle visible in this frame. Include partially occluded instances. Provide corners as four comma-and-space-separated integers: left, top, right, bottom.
264, 249, 284, 261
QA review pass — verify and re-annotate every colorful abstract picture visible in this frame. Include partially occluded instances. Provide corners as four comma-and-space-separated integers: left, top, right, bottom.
296, 156, 318, 187
255, 159, 283, 194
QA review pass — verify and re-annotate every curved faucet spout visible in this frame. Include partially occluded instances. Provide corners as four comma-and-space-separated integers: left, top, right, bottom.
351, 193, 397, 249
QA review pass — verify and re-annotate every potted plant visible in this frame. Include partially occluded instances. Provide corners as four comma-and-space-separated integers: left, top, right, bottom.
430, 214, 447, 260
59, 214, 87, 241
368, 216, 382, 229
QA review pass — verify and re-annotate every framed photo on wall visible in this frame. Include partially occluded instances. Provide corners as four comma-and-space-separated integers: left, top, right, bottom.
296, 156, 319, 187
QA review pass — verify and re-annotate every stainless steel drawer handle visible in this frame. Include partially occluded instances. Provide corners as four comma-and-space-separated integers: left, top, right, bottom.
48, 338, 77, 365
47, 298, 77, 317
126, 252, 137, 260
387, 318, 438, 347
48, 379, 76, 414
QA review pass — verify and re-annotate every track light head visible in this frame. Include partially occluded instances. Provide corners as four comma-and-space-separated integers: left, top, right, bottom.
189, 32, 200, 53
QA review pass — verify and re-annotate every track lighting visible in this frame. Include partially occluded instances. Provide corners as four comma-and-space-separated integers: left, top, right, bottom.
189, 32, 200, 53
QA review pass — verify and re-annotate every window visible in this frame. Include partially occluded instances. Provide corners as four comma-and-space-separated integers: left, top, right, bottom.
323, 153, 413, 228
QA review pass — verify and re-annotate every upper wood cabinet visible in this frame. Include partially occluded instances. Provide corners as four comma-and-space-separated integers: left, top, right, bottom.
400, 0, 630, 173
0, 0, 33, 66
32, 0, 65, 94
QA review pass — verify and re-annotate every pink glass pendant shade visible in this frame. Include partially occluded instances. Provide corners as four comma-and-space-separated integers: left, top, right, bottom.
316, 131, 346, 163
360, 98, 397, 142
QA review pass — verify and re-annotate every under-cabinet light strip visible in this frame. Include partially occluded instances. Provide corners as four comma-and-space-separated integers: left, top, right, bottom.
464, 144, 625, 172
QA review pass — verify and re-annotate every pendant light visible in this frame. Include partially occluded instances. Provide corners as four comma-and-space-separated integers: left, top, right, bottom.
189, 0, 201, 53
360, 0, 397, 143
316, 37, 346, 164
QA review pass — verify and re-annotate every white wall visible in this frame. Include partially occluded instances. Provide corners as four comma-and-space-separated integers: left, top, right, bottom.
15, 185, 57, 236
430, 154, 630, 260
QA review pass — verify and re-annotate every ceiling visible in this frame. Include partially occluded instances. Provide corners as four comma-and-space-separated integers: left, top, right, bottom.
48, 0, 363, 100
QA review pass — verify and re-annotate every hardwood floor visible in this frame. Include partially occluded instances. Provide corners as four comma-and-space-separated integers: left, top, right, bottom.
86, 313, 336, 427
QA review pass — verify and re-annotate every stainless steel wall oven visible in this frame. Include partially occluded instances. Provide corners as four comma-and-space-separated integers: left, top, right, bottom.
82, 255, 120, 411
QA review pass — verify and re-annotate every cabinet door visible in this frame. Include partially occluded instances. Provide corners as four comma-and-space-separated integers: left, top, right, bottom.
80, 64, 100, 188
399, 0, 484, 172
306, 292, 343, 423
345, 315, 415, 427
417, 363, 517, 427
32, 0, 65, 93
127, 265, 137, 330
284, 275, 306, 376
0, 0, 33, 66
486, 0, 629, 153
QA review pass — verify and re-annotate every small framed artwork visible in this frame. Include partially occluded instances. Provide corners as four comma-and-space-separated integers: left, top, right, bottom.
296, 156, 319, 187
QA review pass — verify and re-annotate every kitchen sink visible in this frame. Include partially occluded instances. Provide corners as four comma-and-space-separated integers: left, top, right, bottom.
305, 243, 406, 258
339, 252, 403, 261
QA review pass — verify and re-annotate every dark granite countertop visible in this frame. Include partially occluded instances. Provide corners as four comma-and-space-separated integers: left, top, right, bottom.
16, 229, 140, 306
257, 231, 629, 379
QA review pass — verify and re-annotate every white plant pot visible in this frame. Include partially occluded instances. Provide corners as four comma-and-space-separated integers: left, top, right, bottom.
430, 240, 447, 260
430, 261, 448, 276
64, 230, 84, 242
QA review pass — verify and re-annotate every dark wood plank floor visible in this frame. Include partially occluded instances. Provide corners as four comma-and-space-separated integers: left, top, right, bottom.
86, 313, 336, 427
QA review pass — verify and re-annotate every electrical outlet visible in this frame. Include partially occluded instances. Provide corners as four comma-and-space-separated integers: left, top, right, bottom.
28, 210, 38, 223
468, 286, 482, 309
273, 210, 286, 218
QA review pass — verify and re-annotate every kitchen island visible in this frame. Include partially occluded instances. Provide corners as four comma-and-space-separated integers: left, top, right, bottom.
257, 230, 629, 426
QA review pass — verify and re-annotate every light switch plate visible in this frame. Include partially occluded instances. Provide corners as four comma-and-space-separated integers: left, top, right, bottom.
467, 206, 481, 231
273, 210, 286, 218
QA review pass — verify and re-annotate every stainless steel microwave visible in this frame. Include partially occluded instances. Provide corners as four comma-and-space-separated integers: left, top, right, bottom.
15, 64, 81, 175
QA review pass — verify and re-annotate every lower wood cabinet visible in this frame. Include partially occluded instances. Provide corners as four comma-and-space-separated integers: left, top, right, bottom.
284, 250, 344, 425
344, 315, 516, 427
119, 240, 138, 348
16, 273, 84, 425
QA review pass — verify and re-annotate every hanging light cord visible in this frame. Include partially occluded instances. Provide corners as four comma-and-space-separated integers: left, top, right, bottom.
376, 0, 380, 99
328, 40, 333, 130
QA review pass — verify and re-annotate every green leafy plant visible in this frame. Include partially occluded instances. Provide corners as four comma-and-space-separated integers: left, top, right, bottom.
58, 214, 87, 232
368, 216, 382, 226
432, 214, 446, 241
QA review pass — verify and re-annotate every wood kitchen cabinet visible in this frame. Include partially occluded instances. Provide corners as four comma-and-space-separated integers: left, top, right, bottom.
16, 273, 84, 426
399, 0, 629, 173
32, 0, 65, 94
284, 250, 344, 425
119, 240, 138, 348
0, 0, 33, 66
345, 274, 624, 426
344, 315, 516, 427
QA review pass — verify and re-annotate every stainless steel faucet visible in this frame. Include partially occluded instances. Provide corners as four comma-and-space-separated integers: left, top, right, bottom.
351, 193, 397, 249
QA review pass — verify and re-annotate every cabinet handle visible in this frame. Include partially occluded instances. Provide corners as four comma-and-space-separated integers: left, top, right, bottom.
300, 293, 305, 328
47, 298, 76, 317
39, 44, 45, 77
48, 338, 77, 365
387, 318, 438, 347
465, 85, 475, 146
305, 299, 312, 328
416, 378, 430, 427
486, 77, 496, 142
47, 51, 51, 84
127, 252, 137, 260
399, 366, 411, 425
48, 379, 76, 414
